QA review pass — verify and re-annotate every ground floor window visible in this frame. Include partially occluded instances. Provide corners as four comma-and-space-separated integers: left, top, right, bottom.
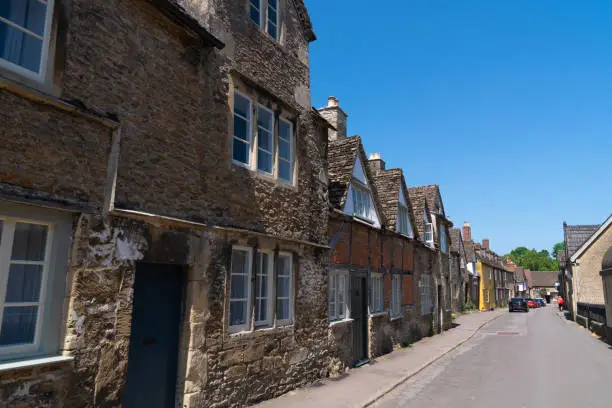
420, 275, 433, 315
391, 274, 402, 317
229, 247, 294, 332
329, 270, 348, 321
370, 273, 384, 314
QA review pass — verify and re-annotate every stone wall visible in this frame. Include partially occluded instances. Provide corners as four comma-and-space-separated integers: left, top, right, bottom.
574, 225, 612, 305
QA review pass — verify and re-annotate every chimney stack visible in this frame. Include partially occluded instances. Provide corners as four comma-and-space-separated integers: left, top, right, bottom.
483, 238, 490, 250
367, 153, 386, 174
317, 96, 348, 141
462, 222, 471, 242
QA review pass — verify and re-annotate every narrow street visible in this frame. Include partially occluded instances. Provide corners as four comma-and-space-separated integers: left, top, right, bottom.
373, 306, 612, 408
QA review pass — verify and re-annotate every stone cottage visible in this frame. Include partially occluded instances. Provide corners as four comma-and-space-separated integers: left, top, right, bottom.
407, 185, 453, 333
319, 98, 429, 369
450, 227, 468, 311
0, 0, 333, 407
563, 215, 612, 334
461, 223, 481, 306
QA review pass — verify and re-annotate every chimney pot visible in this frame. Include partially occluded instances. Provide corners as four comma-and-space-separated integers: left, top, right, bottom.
483, 238, 490, 250
328, 96, 339, 107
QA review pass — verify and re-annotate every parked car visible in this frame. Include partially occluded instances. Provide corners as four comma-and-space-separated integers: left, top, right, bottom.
527, 299, 537, 308
535, 298, 545, 307
509, 297, 529, 312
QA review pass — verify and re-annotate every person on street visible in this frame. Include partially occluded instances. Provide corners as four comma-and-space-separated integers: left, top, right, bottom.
558, 296, 565, 311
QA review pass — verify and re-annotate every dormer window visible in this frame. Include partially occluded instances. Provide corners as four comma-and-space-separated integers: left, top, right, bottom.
398, 205, 413, 238
249, 0, 279, 41
424, 208, 433, 245
353, 183, 370, 220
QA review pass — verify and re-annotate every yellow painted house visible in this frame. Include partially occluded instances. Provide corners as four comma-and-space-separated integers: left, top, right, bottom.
477, 261, 495, 310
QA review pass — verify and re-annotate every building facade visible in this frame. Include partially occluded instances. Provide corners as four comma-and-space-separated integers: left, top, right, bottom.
0, 0, 334, 406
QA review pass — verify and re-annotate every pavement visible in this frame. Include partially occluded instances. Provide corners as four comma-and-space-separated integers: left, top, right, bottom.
254, 308, 506, 408
372, 304, 612, 408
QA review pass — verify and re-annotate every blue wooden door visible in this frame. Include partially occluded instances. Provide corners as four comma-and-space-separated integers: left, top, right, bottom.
123, 263, 184, 408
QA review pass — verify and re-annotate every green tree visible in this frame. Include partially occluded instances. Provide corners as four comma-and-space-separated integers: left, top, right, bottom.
552, 242, 565, 258
506, 246, 559, 271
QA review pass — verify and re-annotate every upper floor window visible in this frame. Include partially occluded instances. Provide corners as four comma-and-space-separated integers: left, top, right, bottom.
352, 183, 370, 220
440, 224, 447, 253
232, 91, 296, 186
0, 0, 54, 81
249, 0, 279, 41
398, 204, 413, 238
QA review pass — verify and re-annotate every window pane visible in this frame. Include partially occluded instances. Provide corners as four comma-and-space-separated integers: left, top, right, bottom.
234, 94, 250, 118
278, 138, 290, 160
5, 264, 43, 302
0, 22, 42, 73
229, 301, 247, 326
258, 129, 272, 151
257, 151, 272, 173
279, 120, 291, 141
256, 299, 267, 322
279, 161, 291, 182
278, 276, 290, 298
277, 299, 289, 320
0, 0, 47, 37
0, 306, 38, 345
11, 222, 48, 261
233, 116, 249, 141
257, 107, 272, 130
230, 274, 247, 299
232, 138, 249, 164
278, 255, 290, 276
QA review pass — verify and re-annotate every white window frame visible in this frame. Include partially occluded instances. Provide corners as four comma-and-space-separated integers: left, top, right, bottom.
256, 104, 275, 175
370, 273, 384, 314
391, 274, 402, 318
278, 118, 294, 184
398, 204, 413, 238
423, 208, 433, 245
266, 0, 279, 40
254, 251, 274, 327
232, 91, 253, 168
420, 275, 432, 316
352, 182, 371, 221
276, 252, 293, 326
229, 246, 253, 333
0, 217, 54, 356
440, 224, 447, 253
329, 270, 348, 322
0, 0, 55, 83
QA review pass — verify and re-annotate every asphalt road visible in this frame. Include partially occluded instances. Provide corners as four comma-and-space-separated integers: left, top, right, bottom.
372, 305, 612, 408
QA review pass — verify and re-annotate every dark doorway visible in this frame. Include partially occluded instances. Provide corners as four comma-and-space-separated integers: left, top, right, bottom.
124, 263, 185, 408
437, 284, 443, 333
350, 276, 368, 365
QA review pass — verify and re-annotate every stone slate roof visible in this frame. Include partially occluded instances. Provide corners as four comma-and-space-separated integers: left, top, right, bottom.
474, 243, 508, 270
327, 136, 385, 224
328, 137, 361, 209
409, 185, 445, 216
530, 271, 558, 287
564, 223, 599, 258
407, 187, 432, 240
514, 266, 526, 283
464, 239, 475, 262
371, 169, 418, 239
449, 228, 462, 254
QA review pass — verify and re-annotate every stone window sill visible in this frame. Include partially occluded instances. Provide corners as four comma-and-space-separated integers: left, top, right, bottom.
369, 311, 387, 318
329, 318, 354, 327
0, 355, 74, 373
390, 315, 403, 322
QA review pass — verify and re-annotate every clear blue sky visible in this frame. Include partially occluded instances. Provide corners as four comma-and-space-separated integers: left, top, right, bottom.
306, 0, 612, 255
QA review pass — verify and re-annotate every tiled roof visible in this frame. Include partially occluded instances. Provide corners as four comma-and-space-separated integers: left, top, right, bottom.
564, 224, 599, 258
407, 187, 432, 240
464, 239, 475, 262
449, 228, 462, 254
530, 271, 558, 287
474, 243, 508, 270
327, 136, 385, 226
524, 269, 533, 288
327, 137, 361, 209
371, 169, 418, 239
409, 185, 444, 216
514, 266, 526, 282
